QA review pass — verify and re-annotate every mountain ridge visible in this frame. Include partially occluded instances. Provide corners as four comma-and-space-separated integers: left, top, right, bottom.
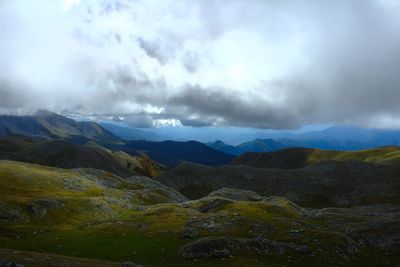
0, 110, 123, 145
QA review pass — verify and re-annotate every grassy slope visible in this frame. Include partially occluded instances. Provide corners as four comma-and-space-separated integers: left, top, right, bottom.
233, 146, 400, 169
0, 136, 164, 178
0, 160, 399, 266
307, 146, 400, 165
0, 160, 181, 226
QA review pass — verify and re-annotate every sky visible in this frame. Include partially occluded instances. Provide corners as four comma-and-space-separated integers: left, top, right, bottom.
1, 0, 400, 129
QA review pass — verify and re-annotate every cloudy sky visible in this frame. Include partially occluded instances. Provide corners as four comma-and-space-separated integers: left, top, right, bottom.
1, 0, 400, 129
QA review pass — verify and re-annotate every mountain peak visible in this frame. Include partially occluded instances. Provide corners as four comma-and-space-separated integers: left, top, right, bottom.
34, 109, 58, 117
212, 140, 227, 145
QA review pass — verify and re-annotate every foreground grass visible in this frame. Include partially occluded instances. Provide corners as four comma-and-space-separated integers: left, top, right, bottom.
1, 225, 399, 267
0, 160, 399, 266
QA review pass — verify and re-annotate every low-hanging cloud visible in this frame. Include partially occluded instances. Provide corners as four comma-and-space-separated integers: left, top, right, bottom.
1, 0, 400, 128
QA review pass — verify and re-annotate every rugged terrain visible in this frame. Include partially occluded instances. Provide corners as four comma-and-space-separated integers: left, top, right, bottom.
0, 161, 399, 266
157, 158, 400, 207
0, 112, 234, 167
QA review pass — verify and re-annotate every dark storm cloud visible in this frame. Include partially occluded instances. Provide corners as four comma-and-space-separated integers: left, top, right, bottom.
166, 82, 318, 129
2, 0, 400, 128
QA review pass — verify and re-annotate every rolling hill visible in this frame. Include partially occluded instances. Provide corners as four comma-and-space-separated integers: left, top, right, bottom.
0, 135, 163, 178
0, 160, 186, 224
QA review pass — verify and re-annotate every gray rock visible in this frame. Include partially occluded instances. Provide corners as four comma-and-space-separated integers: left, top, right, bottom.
0, 203, 29, 223
181, 227, 199, 239
27, 198, 64, 218
296, 245, 312, 255
62, 177, 85, 191
195, 198, 233, 213
206, 188, 265, 202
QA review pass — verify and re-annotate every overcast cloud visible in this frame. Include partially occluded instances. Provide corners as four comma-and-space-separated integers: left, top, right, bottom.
1, 0, 400, 128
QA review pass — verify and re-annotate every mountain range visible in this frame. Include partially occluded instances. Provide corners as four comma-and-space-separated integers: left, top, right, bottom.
0, 111, 233, 167
99, 119, 400, 154
208, 126, 400, 155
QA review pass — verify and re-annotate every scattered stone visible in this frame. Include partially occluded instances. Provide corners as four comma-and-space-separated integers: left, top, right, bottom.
296, 245, 312, 255
206, 188, 265, 202
0, 203, 29, 223
195, 198, 233, 213
181, 227, 199, 239
180, 236, 291, 259
62, 177, 85, 191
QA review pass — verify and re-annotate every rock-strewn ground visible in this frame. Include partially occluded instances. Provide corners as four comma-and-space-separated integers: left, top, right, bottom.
0, 161, 400, 266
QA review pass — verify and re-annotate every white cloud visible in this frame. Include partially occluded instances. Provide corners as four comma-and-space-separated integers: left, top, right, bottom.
1, 0, 400, 128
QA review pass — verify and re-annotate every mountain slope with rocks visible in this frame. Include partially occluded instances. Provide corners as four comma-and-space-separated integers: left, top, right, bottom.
156, 159, 400, 207
0, 160, 399, 266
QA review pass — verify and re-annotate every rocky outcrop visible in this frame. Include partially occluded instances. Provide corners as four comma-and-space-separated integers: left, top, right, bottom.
27, 198, 64, 218
0, 203, 29, 224
127, 176, 187, 204
309, 204, 400, 250
206, 188, 265, 202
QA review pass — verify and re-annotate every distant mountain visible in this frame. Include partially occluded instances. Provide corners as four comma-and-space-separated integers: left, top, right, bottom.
300, 125, 400, 146
0, 135, 163, 178
208, 133, 391, 155
0, 110, 122, 145
208, 139, 288, 155
207, 140, 238, 155
109, 140, 235, 166
208, 125, 400, 155
236, 138, 287, 153
99, 122, 164, 141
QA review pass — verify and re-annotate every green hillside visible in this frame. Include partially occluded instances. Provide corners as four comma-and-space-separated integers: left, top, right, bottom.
0, 160, 185, 225
0, 161, 399, 266
0, 135, 164, 178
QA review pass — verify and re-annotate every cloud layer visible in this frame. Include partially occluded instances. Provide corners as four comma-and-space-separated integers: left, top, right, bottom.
1, 0, 400, 128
